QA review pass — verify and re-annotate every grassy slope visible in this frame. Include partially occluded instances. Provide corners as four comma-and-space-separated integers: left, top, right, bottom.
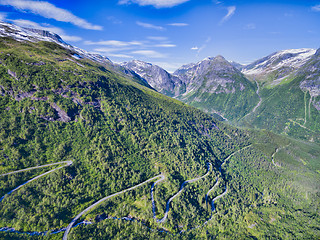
0, 38, 319, 239
239, 75, 320, 143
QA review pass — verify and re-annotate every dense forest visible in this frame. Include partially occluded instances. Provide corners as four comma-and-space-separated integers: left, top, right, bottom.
0, 37, 319, 240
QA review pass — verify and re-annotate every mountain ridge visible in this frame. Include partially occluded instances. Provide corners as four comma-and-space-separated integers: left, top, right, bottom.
0, 20, 319, 240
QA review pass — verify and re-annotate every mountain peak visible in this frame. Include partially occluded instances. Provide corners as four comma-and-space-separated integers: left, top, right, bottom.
215, 55, 226, 61
122, 60, 186, 97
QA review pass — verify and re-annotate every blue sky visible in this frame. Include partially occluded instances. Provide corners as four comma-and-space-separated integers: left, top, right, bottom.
0, 0, 320, 72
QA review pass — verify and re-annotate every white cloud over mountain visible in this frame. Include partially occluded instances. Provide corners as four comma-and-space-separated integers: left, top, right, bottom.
0, 0, 102, 30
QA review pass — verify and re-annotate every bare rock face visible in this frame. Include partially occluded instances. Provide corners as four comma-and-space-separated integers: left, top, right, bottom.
174, 55, 249, 95
122, 60, 186, 97
122, 56, 258, 120
298, 48, 320, 109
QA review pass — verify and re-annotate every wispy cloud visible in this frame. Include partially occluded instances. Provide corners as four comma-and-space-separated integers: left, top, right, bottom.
131, 50, 166, 58
192, 37, 211, 54
119, 0, 190, 8
84, 40, 143, 47
311, 4, 320, 12
220, 6, 236, 24
136, 21, 165, 31
167, 23, 188, 27
10, 19, 82, 42
93, 47, 134, 58
0, 0, 102, 30
87, 36, 174, 60
147, 36, 168, 41
155, 44, 176, 48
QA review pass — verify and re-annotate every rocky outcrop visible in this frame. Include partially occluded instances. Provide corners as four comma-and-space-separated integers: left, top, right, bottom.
174, 55, 250, 95
122, 60, 186, 97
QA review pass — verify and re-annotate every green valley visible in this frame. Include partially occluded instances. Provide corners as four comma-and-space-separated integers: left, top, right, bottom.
0, 23, 319, 240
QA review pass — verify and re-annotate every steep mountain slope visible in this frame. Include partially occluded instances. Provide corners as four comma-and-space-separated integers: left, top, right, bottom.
242, 48, 316, 87
0, 21, 151, 90
0, 22, 319, 240
0, 21, 111, 65
240, 48, 320, 142
174, 56, 259, 121
122, 60, 185, 97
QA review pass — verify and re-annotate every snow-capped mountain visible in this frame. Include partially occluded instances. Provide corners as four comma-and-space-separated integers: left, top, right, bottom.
123, 56, 259, 120
242, 48, 316, 86
0, 21, 111, 65
122, 60, 186, 97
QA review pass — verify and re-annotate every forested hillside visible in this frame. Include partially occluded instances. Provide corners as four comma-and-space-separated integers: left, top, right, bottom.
239, 49, 320, 143
0, 35, 319, 240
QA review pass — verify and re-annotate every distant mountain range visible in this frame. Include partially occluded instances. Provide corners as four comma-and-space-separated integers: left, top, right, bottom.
0, 20, 319, 240
123, 48, 320, 142
1, 20, 319, 142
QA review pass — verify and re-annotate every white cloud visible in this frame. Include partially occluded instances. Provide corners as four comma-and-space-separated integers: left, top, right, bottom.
93, 47, 125, 53
132, 50, 166, 58
220, 6, 236, 24
61, 35, 82, 42
84, 40, 143, 47
155, 44, 176, 48
94, 48, 134, 59
198, 37, 211, 53
191, 37, 211, 55
11, 19, 82, 42
136, 21, 165, 31
167, 23, 188, 27
107, 53, 134, 58
312, 5, 320, 12
147, 36, 168, 41
0, 0, 102, 30
119, 0, 190, 8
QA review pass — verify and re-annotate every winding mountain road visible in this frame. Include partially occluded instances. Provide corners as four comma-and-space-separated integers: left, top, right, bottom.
0, 161, 72, 202
205, 176, 219, 202
220, 145, 252, 172
1, 145, 252, 239
209, 188, 228, 212
63, 174, 163, 240
206, 145, 252, 217
151, 163, 212, 223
